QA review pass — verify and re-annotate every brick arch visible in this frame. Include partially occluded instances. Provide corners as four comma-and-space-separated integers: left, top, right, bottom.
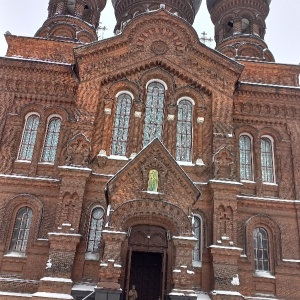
76, 31, 95, 43
174, 86, 206, 109
258, 126, 283, 143
243, 214, 282, 267
0, 194, 43, 248
110, 199, 191, 235
235, 124, 259, 140
238, 43, 263, 58
50, 24, 76, 39
107, 79, 139, 100
192, 209, 209, 247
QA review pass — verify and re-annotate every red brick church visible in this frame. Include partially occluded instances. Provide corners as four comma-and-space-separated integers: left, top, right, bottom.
0, 0, 300, 299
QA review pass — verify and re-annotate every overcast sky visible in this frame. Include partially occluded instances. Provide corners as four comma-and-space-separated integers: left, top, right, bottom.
0, 0, 299, 64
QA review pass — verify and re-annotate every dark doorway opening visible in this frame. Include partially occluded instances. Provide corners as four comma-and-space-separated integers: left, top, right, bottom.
129, 251, 163, 300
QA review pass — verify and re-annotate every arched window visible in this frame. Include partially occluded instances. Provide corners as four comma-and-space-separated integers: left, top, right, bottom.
261, 137, 274, 183
18, 114, 40, 161
143, 82, 165, 146
87, 207, 104, 254
9, 207, 33, 253
111, 93, 132, 156
192, 215, 202, 262
176, 100, 193, 162
239, 134, 253, 180
253, 227, 269, 272
41, 117, 61, 163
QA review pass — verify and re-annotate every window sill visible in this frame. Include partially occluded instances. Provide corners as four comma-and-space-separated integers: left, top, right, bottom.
253, 271, 275, 279
38, 162, 54, 165
241, 180, 255, 184
177, 161, 195, 166
4, 251, 27, 258
192, 260, 202, 268
262, 182, 278, 186
85, 253, 100, 261
108, 155, 128, 161
15, 160, 31, 164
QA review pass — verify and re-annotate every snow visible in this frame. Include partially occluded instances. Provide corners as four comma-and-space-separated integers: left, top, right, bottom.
195, 292, 211, 300
241, 81, 300, 90
108, 155, 128, 161
187, 270, 195, 274
210, 245, 243, 251
211, 290, 242, 296
177, 161, 195, 166
48, 232, 81, 237
0, 291, 32, 297
231, 274, 240, 286
254, 271, 275, 279
173, 236, 197, 241
102, 230, 127, 235
59, 165, 91, 172
85, 253, 99, 261
72, 284, 96, 291
40, 277, 72, 283
209, 179, 243, 186
283, 259, 300, 263
4, 251, 26, 258
0, 174, 59, 182
33, 292, 74, 299
192, 261, 202, 268
3, 55, 72, 66
238, 195, 300, 204
46, 258, 52, 269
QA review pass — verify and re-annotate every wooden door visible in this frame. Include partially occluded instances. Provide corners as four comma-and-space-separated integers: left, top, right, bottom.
129, 251, 162, 300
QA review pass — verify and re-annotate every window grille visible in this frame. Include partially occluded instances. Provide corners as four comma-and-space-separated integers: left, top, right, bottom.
19, 114, 40, 161
193, 216, 201, 261
176, 100, 193, 161
253, 227, 269, 271
41, 117, 61, 163
87, 207, 104, 253
239, 135, 253, 180
143, 82, 165, 146
111, 93, 132, 156
261, 137, 274, 182
10, 207, 33, 253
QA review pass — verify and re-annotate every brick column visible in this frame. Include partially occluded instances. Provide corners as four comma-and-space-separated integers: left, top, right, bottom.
33, 166, 91, 300
169, 236, 197, 300
208, 180, 243, 299
96, 230, 127, 300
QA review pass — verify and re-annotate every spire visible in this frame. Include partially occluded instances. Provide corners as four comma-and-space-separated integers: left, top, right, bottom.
207, 0, 274, 62
112, 0, 202, 34
35, 0, 107, 43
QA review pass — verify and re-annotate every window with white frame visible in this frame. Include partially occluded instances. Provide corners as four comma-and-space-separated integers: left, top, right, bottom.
192, 215, 202, 262
87, 207, 104, 254
9, 207, 33, 253
18, 114, 40, 161
111, 93, 132, 156
261, 136, 275, 183
41, 116, 61, 163
239, 134, 253, 180
143, 81, 165, 146
176, 99, 193, 162
253, 227, 269, 272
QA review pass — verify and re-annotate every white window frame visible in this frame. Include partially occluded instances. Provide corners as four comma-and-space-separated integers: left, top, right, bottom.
192, 214, 203, 267
239, 133, 254, 182
17, 112, 40, 162
146, 79, 168, 90
260, 135, 276, 184
40, 114, 62, 164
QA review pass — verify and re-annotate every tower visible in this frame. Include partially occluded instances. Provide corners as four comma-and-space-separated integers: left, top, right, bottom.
207, 0, 275, 61
35, 0, 107, 43
112, 0, 202, 33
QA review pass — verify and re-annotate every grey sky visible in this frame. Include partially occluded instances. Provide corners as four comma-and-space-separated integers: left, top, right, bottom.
0, 0, 299, 64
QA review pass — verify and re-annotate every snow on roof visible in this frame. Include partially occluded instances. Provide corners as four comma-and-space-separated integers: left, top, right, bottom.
0, 291, 32, 297
33, 292, 74, 299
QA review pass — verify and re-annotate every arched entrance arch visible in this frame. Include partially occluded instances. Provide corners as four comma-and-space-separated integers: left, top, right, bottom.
106, 199, 194, 300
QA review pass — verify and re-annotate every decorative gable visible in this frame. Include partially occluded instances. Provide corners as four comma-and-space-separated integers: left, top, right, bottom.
106, 139, 201, 213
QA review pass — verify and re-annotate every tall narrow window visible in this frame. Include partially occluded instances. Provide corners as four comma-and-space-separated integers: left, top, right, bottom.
111, 93, 132, 156
143, 82, 165, 146
261, 137, 274, 183
193, 215, 201, 262
19, 114, 40, 161
87, 207, 104, 254
239, 135, 253, 180
10, 207, 33, 253
176, 100, 193, 162
253, 227, 269, 272
41, 117, 61, 163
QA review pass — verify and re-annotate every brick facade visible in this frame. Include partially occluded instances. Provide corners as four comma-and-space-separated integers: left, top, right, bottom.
0, 0, 300, 300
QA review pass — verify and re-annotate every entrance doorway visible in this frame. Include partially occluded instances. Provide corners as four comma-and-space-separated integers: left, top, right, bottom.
126, 225, 169, 300
129, 251, 163, 300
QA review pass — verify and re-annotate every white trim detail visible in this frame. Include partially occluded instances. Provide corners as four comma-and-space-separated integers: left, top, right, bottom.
115, 90, 134, 99
177, 96, 195, 105
146, 79, 168, 90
